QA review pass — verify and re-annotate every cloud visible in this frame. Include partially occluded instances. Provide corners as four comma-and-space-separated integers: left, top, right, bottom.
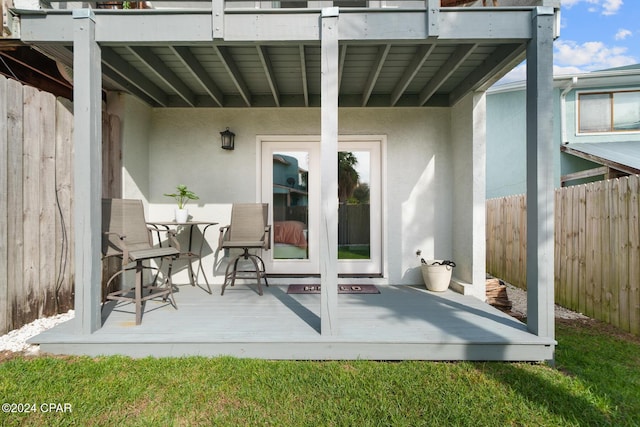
561, 0, 623, 15
602, 0, 623, 15
554, 40, 636, 71
614, 29, 632, 40
495, 36, 637, 86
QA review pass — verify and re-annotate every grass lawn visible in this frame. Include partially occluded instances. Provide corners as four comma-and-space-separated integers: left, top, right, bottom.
338, 245, 370, 259
1, 318, 638, 426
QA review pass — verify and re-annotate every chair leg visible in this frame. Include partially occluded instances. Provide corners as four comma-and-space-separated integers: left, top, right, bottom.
163, 256, 177, 309
135, 261, 143, 325
246, 255, 262, 295
221, 249, 268, 296
221, 253, 242, 295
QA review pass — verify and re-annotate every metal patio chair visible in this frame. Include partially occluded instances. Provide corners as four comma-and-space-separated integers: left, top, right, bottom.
102, 198, 180, 325
218, 203, 271, 295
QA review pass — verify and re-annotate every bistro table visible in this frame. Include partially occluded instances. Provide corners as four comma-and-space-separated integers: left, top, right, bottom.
147, 221, 218, 294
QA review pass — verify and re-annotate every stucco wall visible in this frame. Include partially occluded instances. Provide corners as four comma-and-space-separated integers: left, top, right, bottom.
121, 98, 459, 285
451, 93, 486, 299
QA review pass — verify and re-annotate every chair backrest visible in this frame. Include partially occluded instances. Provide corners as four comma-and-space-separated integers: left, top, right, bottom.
227, 203, 269, 244
102, 199, 152, 257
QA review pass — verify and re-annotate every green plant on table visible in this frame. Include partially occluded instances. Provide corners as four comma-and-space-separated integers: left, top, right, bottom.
164, 184, 199, 209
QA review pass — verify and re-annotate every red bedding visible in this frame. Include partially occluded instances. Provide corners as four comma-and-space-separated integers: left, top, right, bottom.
274, 221, 308, 248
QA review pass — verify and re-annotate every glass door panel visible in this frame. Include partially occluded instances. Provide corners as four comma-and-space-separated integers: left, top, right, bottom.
272, 151, 309, 260
337, 140, 381, 275
338, 151, 371, 260
262, 139, 319, 275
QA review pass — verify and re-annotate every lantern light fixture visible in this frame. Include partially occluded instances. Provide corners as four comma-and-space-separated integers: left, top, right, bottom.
220, 127, 235, 150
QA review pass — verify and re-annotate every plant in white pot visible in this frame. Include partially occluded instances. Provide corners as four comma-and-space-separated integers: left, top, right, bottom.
164, 184, 199, 223
416, 250, 455, 292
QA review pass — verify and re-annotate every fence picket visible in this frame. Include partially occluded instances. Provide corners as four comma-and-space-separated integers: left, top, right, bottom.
617, 178, 630, 332
487, 174, 640, 336
0, 75, 122, 334
629, 176, 640, 335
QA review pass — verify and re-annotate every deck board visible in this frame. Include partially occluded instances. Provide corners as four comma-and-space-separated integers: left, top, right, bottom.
31, 284, 555, 361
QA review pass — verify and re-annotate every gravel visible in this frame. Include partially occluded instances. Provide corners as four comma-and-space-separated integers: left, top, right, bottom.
505, 282, 588, 320
0, 310, 74, 356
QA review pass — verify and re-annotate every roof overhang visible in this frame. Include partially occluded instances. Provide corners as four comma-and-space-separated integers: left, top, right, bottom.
13, 4, 554, 108
562, 142, 640, 175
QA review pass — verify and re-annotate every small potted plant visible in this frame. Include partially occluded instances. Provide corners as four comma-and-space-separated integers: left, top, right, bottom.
164, 184, 199, 223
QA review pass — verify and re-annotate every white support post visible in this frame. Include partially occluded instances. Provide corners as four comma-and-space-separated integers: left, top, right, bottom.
526, 7, 555, 343
212, 0, 224, 39
73, 9, 103, 334
320, 7, 339, 336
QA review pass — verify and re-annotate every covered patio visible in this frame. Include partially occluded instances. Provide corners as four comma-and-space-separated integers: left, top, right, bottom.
15, 0, 559, 360
33, 282, 554, 360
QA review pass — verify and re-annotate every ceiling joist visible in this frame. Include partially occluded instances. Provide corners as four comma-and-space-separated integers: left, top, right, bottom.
129, 46, 196, 107
171, 45, 224, 107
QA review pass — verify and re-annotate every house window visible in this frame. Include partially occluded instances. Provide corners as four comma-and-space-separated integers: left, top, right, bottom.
578, 90, 640, 133
334, 0, 367, 6
274, 0, 308, 7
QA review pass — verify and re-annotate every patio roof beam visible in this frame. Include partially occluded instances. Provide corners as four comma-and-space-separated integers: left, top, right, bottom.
338, 44, 347, 92
170, 45, 224, 107
18, 8, 537, 45
257, 45, 280, 107
299, 44, 309, 107
101, 66, 163, 107
390, 43, 435, 107
361, 44, 390, 107
100, 47, 169, 107
448, 43, 526, 106
128, 46, 196, 107
215, 45, 251, 107
418, 43, 476, 106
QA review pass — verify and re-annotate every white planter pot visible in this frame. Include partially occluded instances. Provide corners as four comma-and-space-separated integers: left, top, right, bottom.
175, 208, 189, 223
421, 260, 454, 292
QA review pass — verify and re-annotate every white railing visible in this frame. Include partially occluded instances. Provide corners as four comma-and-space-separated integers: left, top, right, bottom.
32, 0, 555, 11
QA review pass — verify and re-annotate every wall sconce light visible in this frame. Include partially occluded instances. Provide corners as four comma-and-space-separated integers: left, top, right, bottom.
220, 127, 235, 150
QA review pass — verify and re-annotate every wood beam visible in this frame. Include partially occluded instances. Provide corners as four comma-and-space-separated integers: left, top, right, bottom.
448, 43, 525, 106
257, 45, 280, 107
390, 43, 435, 107
361, 44, 390, 107
299, 44, 309, 107
101, 66, 162, 107
101, 47, 169, 107
419, 44, 476, 106
215, 45, 251, 107
129, 46, 196, 107
560, 166, 609, 185
338, 44, 347, 93
171, 45, 224, 107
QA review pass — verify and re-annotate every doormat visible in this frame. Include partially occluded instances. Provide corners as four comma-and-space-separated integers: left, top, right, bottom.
287, 284, 380, 294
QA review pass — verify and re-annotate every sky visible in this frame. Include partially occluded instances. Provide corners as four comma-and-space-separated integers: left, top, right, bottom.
499, 0, 639, 83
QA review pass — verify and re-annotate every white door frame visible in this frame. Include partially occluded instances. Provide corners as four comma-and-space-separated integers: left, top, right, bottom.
258, 135, 385, 276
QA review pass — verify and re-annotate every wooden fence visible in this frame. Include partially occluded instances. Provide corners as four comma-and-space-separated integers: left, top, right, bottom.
0, 76, 120, 335
486, 174, 640, 336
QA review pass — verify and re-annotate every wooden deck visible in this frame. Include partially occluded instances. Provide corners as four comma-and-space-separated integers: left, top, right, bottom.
31, 282, 555, 361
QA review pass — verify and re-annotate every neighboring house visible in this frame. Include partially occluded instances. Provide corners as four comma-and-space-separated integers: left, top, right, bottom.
486, 65, 640, 199
4, 0, 560, 360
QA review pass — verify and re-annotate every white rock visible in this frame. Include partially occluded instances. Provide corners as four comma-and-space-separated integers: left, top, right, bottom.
0, 310, 75, 354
